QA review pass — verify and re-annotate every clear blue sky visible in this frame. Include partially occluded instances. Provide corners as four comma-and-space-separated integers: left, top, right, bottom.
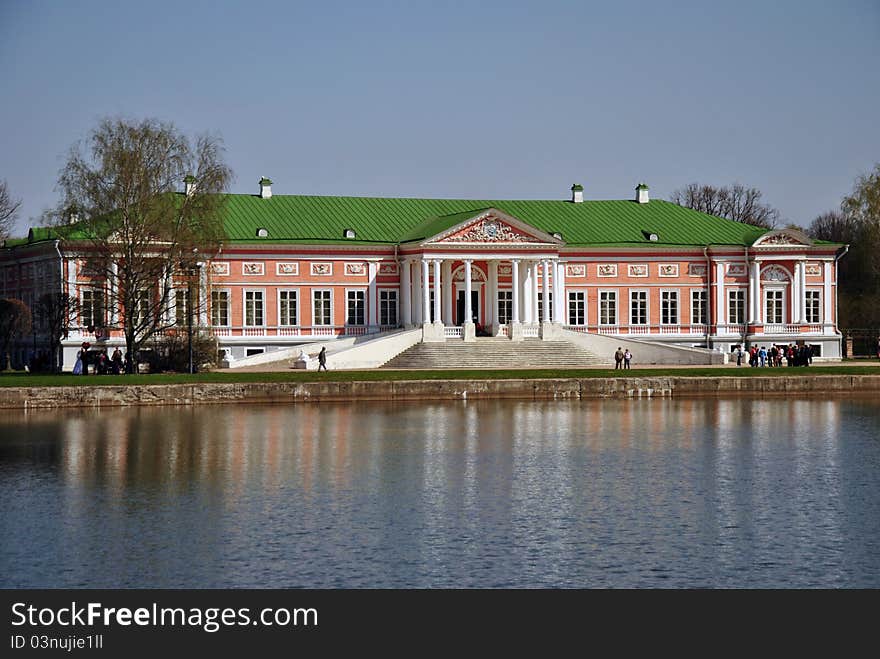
1, 0, 878, 236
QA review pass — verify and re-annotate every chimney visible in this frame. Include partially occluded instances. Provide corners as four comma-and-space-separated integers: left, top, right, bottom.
184, 174, 197, 196
635, 183, 650, 204
259, 177, 273, 199
571, 183, 584, 203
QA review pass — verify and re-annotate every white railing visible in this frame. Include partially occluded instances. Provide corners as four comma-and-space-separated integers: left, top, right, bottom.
444, 326, 463, 339
597, 326, 619, 335
716, 324, 745, 335
312, 326, 336, 337
689, 324, 709, 335
628, 326, 651, 335
210, 327, 232, 337
277, 327, 302, 336
497, 324, 509, 337
243, 327, 266, 337
523, 324, 540, 338
764, 324, 822, 335
563, 325, 589, 333
659, 325, 681, 334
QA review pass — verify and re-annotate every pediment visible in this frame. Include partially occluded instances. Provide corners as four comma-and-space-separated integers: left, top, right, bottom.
425, 209, 563, 246
752, 228, 814, 248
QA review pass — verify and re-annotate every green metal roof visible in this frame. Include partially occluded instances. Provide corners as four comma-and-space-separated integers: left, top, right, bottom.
219, 193, 771, 247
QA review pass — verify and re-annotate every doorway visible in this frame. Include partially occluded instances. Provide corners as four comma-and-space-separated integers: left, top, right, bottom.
456, 290, 479, 326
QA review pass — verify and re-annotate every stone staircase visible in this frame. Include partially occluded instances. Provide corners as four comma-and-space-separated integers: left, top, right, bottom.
381, 337, 607, 369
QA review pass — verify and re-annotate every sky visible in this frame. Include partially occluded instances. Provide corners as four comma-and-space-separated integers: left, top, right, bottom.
1, 0, 878, 236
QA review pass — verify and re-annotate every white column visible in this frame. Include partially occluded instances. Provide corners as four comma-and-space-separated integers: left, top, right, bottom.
522, 263, 532, 323
463, 260, 473, 324
749, 261, 761, 323
412, 260, 422, 324
442, 260, 453, 325
487, 260, 498, 328
368, 262, 378, 327
542, 260, 551, 323
716, 262, 726, 327
554, 261, 565, 323
432, 259, 442, 325
823, 261, 833, 332
422, 260, 431, 324
400, 259, 411, 326
531, 262, 540, 323
511, 260, 520, 323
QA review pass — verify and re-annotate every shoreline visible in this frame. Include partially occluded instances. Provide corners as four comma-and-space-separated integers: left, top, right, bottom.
2, 374, 879, 409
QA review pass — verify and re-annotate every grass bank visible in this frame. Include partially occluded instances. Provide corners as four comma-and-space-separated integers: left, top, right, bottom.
1, 364, 879, 388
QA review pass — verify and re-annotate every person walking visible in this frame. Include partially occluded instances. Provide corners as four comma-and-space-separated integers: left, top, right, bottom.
614, 347, 624, 370
318, 346, 328, 371
623, 349, 632, 370
758, 346, 767, 367
735, 345, 743, 367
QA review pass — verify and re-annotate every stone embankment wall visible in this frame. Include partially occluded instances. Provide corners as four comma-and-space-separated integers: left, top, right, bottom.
1, 375, 879, 409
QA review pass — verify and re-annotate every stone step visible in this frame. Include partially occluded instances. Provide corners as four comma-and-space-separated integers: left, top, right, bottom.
382, 338, 605, 369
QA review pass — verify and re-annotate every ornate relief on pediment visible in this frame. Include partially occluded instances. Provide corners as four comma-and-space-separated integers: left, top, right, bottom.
379, 263, 398, 275
242, 262, 264, 276
805, 263, 821, 276
761, 265, 791, 282
276, 262, 299, 275
441, 218, 540, 244
598, 264, 617, 278
753, 228, 814, 248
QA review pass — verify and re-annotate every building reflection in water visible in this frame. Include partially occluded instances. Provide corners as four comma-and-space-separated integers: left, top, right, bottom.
0, 395, 875, 587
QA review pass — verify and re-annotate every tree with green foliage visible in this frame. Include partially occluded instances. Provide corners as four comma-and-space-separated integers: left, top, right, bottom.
808, 163, 880, 328
57, 117, 232, 371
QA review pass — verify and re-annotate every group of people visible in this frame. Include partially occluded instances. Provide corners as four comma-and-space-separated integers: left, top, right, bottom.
72, 344, 127, 375
734, 343, 813, 368
613, 347, 633, 370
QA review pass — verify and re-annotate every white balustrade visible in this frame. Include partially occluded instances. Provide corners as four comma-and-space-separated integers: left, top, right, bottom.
522, 324, 540, 338
444, 326, 463, 339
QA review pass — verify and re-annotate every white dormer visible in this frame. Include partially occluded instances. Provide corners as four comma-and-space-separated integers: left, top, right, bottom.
635, 183, 650, 204
571, 184, 584, 203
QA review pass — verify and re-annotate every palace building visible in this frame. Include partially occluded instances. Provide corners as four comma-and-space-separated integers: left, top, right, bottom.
0, 180, 846, 370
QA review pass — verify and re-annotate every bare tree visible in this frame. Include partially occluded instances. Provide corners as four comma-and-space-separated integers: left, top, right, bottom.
0, 298, 32, 370
0, 180, 22, 241
58, 118, 232, 372
670, 183, 780, 229
34, 292, 80, 372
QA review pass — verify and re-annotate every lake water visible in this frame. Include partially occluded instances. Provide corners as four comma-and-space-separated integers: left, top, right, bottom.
1, 397, 879, 588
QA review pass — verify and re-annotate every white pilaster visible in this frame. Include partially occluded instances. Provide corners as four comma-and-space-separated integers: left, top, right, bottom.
542, 260, 551, 323
716, 262, 725, 326
798, 260, 807, 324
400, 259, 412, 326
413, 260, 422, 324
432, 259, 442, 325
109, 261, 119, 324
521, 262, 532, 323
198, 265, 208, 326
553, 261, 565, 323
531, 261, 539, 323
750, 261, 761, 324
511, 259, 520, 323
442, 260, 453, 325
823, 261, 833, 332
368, 262, 378, 326
422, 260, 431, 324
463, 260, 473, 324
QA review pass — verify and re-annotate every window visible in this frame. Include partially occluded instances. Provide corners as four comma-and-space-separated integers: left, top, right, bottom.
175, 289, 192, 326
538, 292, 553, 321
245, 290, 264, 326
347, 290, 365, 325
81, 289, 104, 327
380, 290, 398, 326
497, 291, 512, 324
429, 291, 435, 323
728, 290, 745, 325
630, 291, 647, 325
765, 290, 784, 324
691, 290, 708, 326
313, 290, 331, 326
600, 291, 617, 325
279, 290, 298, 326
211, 291, 229, 326
568, 291, 585, 325
805, 290, 821, 323
661, 290, 679, 325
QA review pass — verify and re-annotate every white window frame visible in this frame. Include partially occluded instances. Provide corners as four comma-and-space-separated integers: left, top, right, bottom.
345, 288, 367, 326
175, 288, 193, 326
497, 290, 513, 325
805, 289, 821, 324
277, 288, 299, 327
244, 288, 266, 327
660, 289, 679, 325
629, 289, 648, 326
599, 289, 617, 326
727, 289, 746, 325
567, 290, 586, 326
764, 288, 785, 325
691, 289, 708, 326
81, 288, 105, 327
379, 288, 399, 326
211, 289, 231, 327
312, 289, 333, 326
